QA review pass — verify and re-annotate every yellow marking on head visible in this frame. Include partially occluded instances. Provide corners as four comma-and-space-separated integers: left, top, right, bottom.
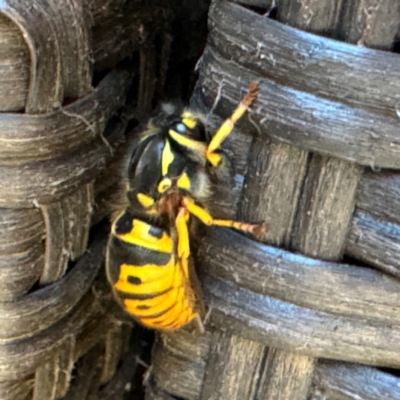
182, 114, 197, 129
168, 130, 207, 153
117, 219, 172, 253
158, 177, 172, 193
161, 140, 174, 176
177, 172, 191, 190
206, 152, 222, 167
137, 193, 155, 208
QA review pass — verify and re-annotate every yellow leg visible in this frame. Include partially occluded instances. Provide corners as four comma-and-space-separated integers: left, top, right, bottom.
206, 81, 258, 166
175, 207, 191, 279
182, 197, 264, 235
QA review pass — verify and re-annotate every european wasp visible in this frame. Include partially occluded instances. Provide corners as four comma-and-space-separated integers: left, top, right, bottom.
106, 82, 262, 332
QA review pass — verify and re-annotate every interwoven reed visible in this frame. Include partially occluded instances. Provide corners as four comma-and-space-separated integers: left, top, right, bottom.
147, 1, 400, 399
0, 0, 177, 399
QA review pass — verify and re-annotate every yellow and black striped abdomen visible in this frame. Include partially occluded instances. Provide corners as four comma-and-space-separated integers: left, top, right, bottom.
106, 211, 198, 330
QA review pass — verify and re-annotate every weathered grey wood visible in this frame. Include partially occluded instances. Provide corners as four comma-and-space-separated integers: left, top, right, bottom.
198, 49, 400, 170
54, 337, 75, 399
337, 0, 400, 279
95, 348, 138, 400
231, 0, 273, 7
346, 211, 400, 278
0, 233, 103, 341
158, 329, 211, 362
33, 358, 58, 400
40, 201, 69, 285
200, 332, 265, 400
0, 0, 157, 112
197, 41, 310, 399
0, 69, 129, 161
356, 170, 400, 225
0, 0, 92, 113
338, 0, 400, 47
291, 155, 362, 259
239, 137, 308, 246
72, 313, 118, 365
40, 184, 93, 284
145, 384, 177, 400
67, 183, 93, 261
0, 378, 33, 400
202, 273, 400, 368
152, 343, 204, 400
312, 361, 400, 400
208, 0, 400, 116
0, 13, 29, 111
199, 227, 400, 326
278, 0, 342, 33
0, 69, 131, 208
91, 0, 172, 71
62, 345, 103, 400
0, 208, 44, 301
277, 0, 365, 396
100, 324, 129, 384
33, 338, 76, 400
235, 106, 310, 400
152, 329, 210, 400
257, 349, 315, 400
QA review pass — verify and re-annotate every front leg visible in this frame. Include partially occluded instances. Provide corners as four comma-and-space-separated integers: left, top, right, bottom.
182, 197, 264, 235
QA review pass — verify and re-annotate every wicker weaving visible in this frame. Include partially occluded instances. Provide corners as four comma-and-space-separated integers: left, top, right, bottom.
1, 0, 400, 399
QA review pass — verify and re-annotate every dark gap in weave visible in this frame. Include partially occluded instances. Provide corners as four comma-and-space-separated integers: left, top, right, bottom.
252, 346, 269, 399
392, 39, 400, 54
124, 118, 140, 137
63, 343, 105, 399
163, 391, 186, 400
163, 56, 202, 104
236, 134, 256, 224
287, 152, 312, 253
378, 367, 400, 379
27, 278, 41, 294
58, 219, 110, 279
92, 69, 112, 88
119, 326, 154, 399
25, 221, 110, 294
341, 253, 395, 275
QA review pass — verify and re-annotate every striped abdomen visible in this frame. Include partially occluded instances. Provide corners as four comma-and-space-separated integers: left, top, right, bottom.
106, 211, 197, 330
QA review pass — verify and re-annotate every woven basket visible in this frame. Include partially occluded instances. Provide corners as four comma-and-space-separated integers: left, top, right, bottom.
147, 1, 400, 399
0, 0, 178, 399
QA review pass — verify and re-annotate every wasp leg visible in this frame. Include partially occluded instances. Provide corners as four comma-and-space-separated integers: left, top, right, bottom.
194, 313, 205, 334
175, 207, 191, 279
182, 197, 264, 235
206, 81, 258, 166
175, 207, 205, 334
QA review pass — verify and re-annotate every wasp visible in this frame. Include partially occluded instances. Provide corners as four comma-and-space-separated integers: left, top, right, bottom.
106, 82, 262, 332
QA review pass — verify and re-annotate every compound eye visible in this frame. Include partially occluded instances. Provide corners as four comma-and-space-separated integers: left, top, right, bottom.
175, 123, 186, 133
